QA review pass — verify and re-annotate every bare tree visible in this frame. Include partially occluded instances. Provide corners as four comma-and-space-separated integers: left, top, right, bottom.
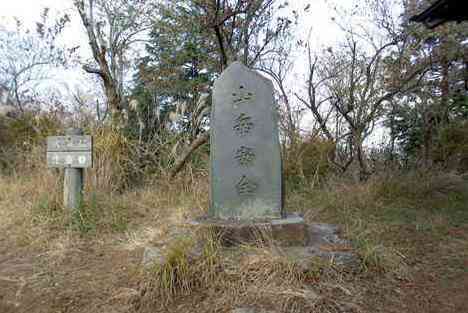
321, 30, 426, 179
0, 11, 69, 113
293, 0, 428, 180
295, 48, 335, 141
73, 0, 156, 125
68, 79, 108, 126
290, 34, 356, 173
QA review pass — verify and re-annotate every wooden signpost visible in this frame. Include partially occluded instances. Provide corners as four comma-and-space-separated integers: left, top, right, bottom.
47, 128, 93, 210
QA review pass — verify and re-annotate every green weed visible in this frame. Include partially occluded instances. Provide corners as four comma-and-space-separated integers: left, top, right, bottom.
70, 193, 129, 235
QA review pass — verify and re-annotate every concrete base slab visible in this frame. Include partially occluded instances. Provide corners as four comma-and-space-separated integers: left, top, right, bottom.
188, 214, 307, 246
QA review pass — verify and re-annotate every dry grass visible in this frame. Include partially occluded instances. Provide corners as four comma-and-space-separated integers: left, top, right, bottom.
135, 234, 330, 313
133, 229, 372, 313
0, 130, 209, 242
88, 127, 134, 192
0, 164, 61, 247
1, 152, 467, 313
285, 169, 468, 274
138, 231, 221, 303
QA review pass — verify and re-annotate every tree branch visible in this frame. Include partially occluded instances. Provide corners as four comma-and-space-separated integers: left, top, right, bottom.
170, 131, 210, 178
82, 64, 104, 76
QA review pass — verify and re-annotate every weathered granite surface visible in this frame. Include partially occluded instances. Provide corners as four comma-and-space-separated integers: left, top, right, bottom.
210, 62, 282, 219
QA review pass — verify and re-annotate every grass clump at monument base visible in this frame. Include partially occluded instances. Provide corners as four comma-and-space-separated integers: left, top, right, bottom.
136, 231, 327, 313
138, 232, 222, 304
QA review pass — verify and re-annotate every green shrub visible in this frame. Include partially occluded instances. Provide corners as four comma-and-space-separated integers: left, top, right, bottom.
435, 121, 468, 170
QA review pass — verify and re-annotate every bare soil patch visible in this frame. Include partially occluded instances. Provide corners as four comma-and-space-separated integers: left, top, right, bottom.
0, 237, 142, 313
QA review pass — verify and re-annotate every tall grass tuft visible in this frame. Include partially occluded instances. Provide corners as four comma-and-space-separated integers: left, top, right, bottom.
89, 126, 134, 192
138, 231, 222, 306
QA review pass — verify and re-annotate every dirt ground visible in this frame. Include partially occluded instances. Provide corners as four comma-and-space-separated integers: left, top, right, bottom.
1, 222, 467, 313
0, 236, 142, 313
359, 224, 468, 313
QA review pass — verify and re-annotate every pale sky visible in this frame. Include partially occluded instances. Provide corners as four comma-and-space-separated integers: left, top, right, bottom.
0, 0, 355, 59
0, 0, 93, 99
0, 0, 85, 49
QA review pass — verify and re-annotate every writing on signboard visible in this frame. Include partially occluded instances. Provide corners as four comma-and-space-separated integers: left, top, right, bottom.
47, 135, 92, 152
47, 135, 93, 168
47, 151, 92, 168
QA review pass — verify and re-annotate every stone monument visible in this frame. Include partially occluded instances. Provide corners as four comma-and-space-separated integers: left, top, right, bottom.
210, 61, 282, 219
193, 62, 306, 246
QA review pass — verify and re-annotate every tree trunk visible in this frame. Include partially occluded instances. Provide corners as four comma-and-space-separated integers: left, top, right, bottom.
440, 51, 450, 124
353, 131, 369, 181
76, 1, 123, 127
106, 83, 123, 126
423, 110, 434, 168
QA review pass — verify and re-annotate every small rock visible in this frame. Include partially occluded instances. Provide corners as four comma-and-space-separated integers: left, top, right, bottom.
141, 246, 165, 267
281, 223, 360, 272
306, 247, 359, 268
308, 223, 349, 246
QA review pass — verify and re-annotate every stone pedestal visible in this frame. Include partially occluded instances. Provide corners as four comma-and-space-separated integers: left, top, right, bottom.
143, 221, 359, 270
187, 214, 307, 247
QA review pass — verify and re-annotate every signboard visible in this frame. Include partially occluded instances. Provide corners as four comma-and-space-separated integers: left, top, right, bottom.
47, 135, 93, 168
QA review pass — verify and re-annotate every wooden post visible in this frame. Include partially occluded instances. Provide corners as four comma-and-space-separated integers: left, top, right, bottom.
63, 128, 84, 211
